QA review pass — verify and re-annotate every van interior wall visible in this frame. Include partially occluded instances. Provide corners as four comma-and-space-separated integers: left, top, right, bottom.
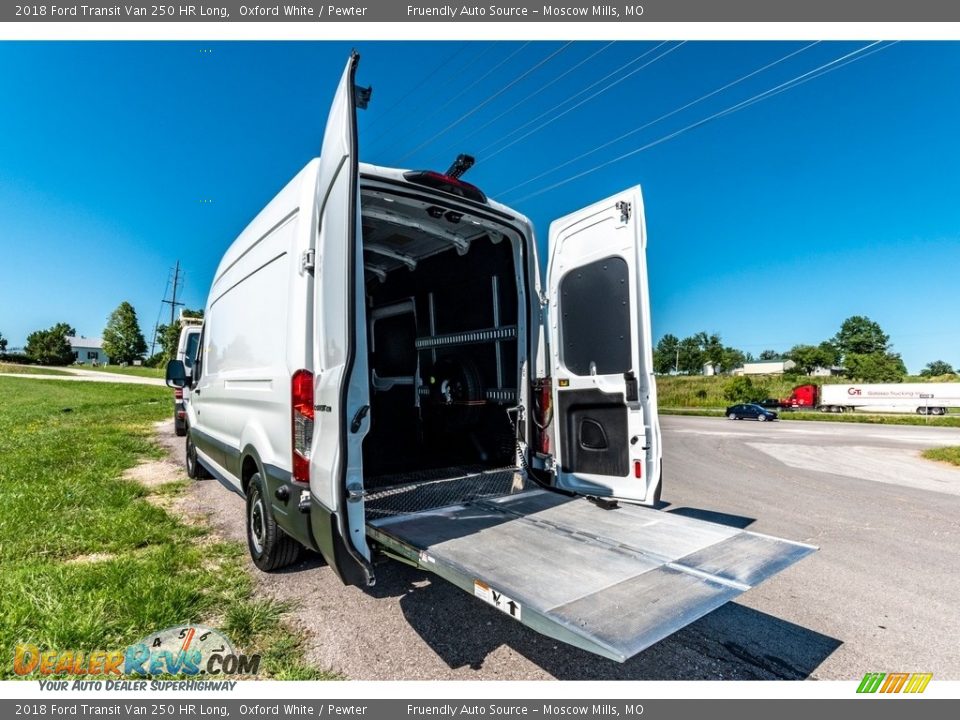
363, 236, 519, 485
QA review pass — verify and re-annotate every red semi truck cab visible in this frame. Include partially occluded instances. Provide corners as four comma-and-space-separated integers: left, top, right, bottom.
782, 383, 818, 409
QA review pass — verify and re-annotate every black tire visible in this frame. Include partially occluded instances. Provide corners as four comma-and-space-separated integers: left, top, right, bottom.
174, 416, 187, 437
728, 412, 737, 420
246, 472, 301, 572
185, 434, 211, 479
757, 414, 767, 422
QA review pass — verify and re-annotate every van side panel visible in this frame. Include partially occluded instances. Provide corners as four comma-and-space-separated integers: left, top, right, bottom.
198, 212, 298, 483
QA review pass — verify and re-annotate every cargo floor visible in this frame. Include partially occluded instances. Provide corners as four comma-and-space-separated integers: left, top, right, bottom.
367, 488, 815, 662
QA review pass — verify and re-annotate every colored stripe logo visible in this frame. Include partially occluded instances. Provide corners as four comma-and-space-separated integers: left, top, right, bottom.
857, 672, 932, 694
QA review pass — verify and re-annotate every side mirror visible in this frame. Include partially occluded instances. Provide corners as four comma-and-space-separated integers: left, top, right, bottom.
166, 360, 187, 388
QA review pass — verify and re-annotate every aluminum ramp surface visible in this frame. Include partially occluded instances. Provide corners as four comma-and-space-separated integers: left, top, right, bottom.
367, 488, 816, 662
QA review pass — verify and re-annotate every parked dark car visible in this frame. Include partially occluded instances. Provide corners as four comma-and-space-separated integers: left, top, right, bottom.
726, 403, 779, 421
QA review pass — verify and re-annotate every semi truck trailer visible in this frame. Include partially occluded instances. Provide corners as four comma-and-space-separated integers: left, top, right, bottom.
782, 382, 960, 415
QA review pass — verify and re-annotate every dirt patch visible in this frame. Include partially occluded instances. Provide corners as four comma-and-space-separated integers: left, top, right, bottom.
123, 459, 182, 488
66, 552, 116, 565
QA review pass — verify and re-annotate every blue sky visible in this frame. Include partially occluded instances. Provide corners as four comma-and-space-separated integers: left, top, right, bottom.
1, 40, 958, 372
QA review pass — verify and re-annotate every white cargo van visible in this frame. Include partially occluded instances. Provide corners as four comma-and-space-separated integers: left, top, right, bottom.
173, 321, 203, 437
166, 53, 814, 662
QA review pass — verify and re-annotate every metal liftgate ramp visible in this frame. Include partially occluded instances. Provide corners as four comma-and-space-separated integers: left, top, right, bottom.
367, 483, 816, 663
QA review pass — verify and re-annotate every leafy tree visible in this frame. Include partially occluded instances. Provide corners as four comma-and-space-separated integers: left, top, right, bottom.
833, 315, 890, 357
723, 376, 768, 403
677, 335, 705, 375
920, 360, 956, 377
758, 349, 780, 361
25, 322, 76, 365
716, 346, 746, 374
0, 330, 7, 354
787, 343, 838, 375
653, 333, 680, 374
844, 352, 907, 382
102, 302, 147, 364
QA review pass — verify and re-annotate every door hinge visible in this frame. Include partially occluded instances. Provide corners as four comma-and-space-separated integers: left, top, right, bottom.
355, 84, 373, 110
616, 200, 631, 223
347, 484, 368, 502
301, 248, 316, 274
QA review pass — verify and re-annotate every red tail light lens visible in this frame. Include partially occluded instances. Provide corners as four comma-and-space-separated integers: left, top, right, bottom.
634, 461, 643, 479
174, 388, 183, 400
403, 170, 487, 203
534, 378, 552, 455
292, 369, 314, 483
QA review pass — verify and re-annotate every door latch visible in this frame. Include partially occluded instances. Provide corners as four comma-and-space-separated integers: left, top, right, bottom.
616, 200, 631, 223
350, 404, 370, 433
347, 484, 368, 502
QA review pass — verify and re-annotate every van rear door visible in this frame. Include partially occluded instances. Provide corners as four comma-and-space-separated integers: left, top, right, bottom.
308, 52, 374, 586
546, 187, 661, 504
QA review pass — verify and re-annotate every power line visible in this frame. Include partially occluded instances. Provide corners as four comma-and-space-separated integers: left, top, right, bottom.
364, 44, 470, 133
494, 41, 821, 198
508, 41, 893, 204
398, 42, 573, 163
482, 41, 686, 162
364, 43, 498, 153
475, 42, 671, 158
425, 41, 617, 167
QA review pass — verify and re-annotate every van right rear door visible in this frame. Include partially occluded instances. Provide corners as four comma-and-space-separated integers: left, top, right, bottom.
306, 52, 374, 587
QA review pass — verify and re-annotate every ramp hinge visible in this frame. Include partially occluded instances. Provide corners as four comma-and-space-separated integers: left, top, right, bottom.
616, 200, 631, 223
301, 248, 316, 274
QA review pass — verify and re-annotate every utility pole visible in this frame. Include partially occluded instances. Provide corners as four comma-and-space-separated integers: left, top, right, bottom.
675, 347, 680, 375
158, 261, 184, 356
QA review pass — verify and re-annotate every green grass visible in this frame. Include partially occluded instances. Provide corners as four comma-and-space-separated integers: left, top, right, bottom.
0, 362, 71, 376
0, 378, 333, 680
72, 364, 165, 378
922, 446, 960, 466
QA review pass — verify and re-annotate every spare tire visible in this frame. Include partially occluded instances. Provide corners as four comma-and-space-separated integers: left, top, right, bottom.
427, 355, 483, 430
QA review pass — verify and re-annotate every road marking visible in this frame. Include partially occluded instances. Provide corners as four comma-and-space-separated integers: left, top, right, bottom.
746, 443, 960, 496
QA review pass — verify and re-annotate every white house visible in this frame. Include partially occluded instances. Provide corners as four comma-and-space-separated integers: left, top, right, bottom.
68, 336, 109, 365
732, 358, 796, 376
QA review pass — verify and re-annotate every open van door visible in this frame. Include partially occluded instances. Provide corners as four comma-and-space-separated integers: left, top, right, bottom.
546, 186, 662, 504
308, 52, 375, 586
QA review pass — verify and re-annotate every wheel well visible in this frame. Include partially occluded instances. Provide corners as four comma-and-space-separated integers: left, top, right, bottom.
241, 454, 260, 495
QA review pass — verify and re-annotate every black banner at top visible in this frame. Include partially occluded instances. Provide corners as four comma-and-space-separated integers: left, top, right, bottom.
4, 0, 960, 23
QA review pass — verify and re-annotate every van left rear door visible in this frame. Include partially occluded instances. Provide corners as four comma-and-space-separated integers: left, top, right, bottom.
308, 52, 374, 586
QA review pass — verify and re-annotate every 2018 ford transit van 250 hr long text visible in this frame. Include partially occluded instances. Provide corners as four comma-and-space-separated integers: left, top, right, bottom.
165, 53, 814, 663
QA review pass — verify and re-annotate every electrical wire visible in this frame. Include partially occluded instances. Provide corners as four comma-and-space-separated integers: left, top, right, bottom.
482, 41, 687, 162
494, 41, 821, 198
476, 42, 672, 158
425, 41, 617, 167
398, 42, 573, 163
508, 42, 894, 204
364, 43, 497, 153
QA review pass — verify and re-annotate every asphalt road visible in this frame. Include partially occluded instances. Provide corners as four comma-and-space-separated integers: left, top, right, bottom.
159, 415, 960, 681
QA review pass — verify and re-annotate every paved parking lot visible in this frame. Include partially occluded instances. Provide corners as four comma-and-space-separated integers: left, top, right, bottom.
162, 415, 960, 680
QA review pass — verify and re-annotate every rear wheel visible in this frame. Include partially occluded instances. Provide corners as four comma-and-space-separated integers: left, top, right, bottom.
247, 472, 301, 572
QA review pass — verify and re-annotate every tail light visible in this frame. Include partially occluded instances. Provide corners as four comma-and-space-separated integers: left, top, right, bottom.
174, 388, 183, 400
534, 378, 552, 455
292, 370, 314, 483
634, 461, 643, 479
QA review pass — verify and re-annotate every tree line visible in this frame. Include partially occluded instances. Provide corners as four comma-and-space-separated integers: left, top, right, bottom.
653, 315, 955, 382
1, 302, 202, 367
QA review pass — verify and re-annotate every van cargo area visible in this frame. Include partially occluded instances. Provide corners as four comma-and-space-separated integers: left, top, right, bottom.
360, 186, 525, 515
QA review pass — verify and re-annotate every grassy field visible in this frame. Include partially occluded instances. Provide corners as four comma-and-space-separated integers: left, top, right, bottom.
922, 447, 960, 466
72, 364, 165, 378
0, 362, 71, 376
0, 378, 330, 680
